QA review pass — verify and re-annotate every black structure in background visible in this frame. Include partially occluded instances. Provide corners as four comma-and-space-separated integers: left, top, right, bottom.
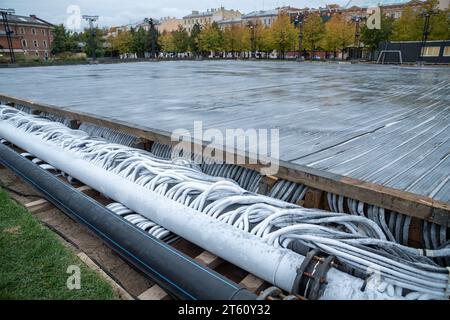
377, 40, 450, 63
82, 15, 99, 61
144, 18, 158, 59
0, 8, 16, 64
293, 13, 305, 59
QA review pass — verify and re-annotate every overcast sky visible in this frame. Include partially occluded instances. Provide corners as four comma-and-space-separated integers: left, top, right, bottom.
2, 0, 405, 29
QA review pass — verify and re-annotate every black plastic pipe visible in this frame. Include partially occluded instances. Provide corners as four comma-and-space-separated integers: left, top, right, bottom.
0, 143, 257, 300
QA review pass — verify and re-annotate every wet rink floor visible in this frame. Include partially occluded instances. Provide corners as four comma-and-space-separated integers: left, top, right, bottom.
1, 60, 449, 202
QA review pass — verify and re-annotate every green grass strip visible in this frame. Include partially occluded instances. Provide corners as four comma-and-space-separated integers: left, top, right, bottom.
0, 188, 118, 299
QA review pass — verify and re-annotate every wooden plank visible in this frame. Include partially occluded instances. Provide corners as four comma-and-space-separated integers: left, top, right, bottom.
77, 252, 134, 300
194, 251, 223, 269
25, 185, 93, 213
239, 274, 265, 293
25, 198, 53, 213
138, 285, 169, 300
2, 93, 449, 226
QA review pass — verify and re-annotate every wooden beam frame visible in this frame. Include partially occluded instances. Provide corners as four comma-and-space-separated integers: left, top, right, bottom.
1, 93, 449, 226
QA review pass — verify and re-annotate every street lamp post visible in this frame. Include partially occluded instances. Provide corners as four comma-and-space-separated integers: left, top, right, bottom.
351, 15, 365, 60
82, 15, 99, 61
419, 9, 439, 62
247, 21, 256, 59
294, 13, 304, 60
0, 8, 16, 64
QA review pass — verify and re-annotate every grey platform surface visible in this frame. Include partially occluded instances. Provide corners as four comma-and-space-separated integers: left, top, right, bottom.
1, 61, 449, 202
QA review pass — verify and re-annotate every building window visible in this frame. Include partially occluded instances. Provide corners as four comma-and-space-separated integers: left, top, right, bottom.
421, 46, 440, 57
31, 28, 36, 35
20, 27, 25, 34
35, 51, 39, 57
21, 39, 27, 47
443, 46, 450, 57
43, 40, 47, 48
42, 29, 46, 36
33, 40, 38, 47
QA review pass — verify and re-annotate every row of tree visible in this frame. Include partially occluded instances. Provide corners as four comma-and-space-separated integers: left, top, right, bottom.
157, 12, 352, 58
52, 25, 107, 58
52, 2, 449, 60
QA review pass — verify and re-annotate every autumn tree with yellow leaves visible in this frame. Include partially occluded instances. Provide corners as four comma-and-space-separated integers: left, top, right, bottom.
269, 12, 298, 58
322, 14, 354, 59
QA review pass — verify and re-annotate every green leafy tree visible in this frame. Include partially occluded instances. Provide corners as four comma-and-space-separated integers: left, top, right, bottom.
392, 7, 422, 41
270, 12, 298, 58
111, 30, 134, 54
132, 27, 149, 57
148, 26, 160, 57
427, 9, 450, 40
172, 26, 190, 53
158, 31, 175, 53
360, 14, 394, 55
81, 27, 105, 58
189, 23, 202, 56
257, 26, 275, 54
420, 0, 450, 40
303, 13, 325, 56
198, 22, 224, 55
51, 24, 78, 54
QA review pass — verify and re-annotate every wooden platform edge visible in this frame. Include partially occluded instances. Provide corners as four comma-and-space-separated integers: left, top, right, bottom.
2, 93, 449, 226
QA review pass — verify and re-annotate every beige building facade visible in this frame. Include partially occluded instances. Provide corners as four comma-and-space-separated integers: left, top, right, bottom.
182, 7, 241, 33
156, 17, 182, 33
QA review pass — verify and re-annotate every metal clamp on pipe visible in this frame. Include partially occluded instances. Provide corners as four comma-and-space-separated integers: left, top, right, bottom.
291, 249, 335, 300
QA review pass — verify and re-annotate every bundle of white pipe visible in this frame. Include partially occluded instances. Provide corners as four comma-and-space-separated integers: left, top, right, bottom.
1, 105, 449, 300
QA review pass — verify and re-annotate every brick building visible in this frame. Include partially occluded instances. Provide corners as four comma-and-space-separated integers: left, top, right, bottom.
0, 14, 54, 60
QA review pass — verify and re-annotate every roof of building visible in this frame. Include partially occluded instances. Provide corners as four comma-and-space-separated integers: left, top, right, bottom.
242, 9, 279, 19
0, 14, 53, 26
183, 8, 230, 19
183, 11, 213, 19
217, 18, 243, 25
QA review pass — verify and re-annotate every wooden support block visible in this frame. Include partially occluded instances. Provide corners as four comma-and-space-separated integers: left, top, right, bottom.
239, 274, 265, 293
136, 138, 154, 151
257, 175, 278, 195
25, 185, 94, 213
138, 285, 169, 300
408, 217, 423, 248
77, 252, 134, 300
76, 185, 97, 197
194, 251, 223, 269
25, 198, 53, 213
303, 188, 324, 209
67, 119, 80, 129
138, 252, 222, 300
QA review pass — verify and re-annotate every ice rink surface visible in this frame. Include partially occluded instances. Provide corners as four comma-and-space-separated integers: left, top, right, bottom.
1, 61, 449, 202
